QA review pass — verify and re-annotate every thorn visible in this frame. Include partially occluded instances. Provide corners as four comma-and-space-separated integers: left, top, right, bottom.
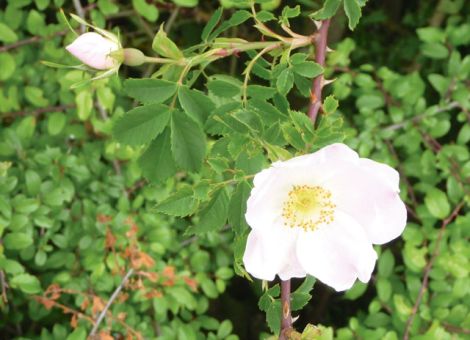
326, 46, 335, 53
313, 20, 322, 30
321, 78, 336, 87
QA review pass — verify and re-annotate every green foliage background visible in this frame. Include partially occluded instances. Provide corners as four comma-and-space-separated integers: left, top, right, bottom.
0, 0, 469, 339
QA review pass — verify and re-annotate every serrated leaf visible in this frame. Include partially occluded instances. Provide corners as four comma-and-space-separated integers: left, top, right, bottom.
202, 7, 223, 41
178, 86, 215, 125
228, 181, 251, 234
124, 78, 178, 104
292, 61, 323, 78
276, 68, 294, 95
113, 104, 171, 146
323, 95, 339, 114
138, 128, 176, 182
312, 0, 342, 20
344, 0, 362, 30
155, 186, 197, 216
171, 110, 206, 172
192, 188, 229, 234
207, 79, 241, 98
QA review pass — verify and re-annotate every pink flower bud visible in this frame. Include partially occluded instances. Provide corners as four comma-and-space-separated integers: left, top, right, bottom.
66, 32, 120, 70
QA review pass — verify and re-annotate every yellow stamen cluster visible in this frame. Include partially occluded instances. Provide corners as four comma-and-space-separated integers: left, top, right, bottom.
282, 184, 336, 231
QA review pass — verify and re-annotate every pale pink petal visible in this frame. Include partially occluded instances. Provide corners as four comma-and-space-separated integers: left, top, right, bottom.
245, 144, 360, 232
296, 211, 377, 291
243, 223, 305, 281
322, 163, 407, 245
66, 32, 119, 70
360, 158, 400, 191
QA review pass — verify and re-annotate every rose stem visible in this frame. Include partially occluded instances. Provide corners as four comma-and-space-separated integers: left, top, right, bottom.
280, 280, 292, 339
307, 18, 331, 125
279, 18, 332, 339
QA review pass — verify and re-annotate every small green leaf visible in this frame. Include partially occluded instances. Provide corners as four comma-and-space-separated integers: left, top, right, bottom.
323, 95, 339, 114
47, 112, 66, 136
113, 104, 171, 146
344, 0, 362, 30
192, 188, 229, 234
207, 79, 241, 98
3, 232, 33, 250
425, 188, 450, 219
178, 86, 214, 125
152, 26, 183, 59
10, 273, 41, 294
138, 128, 176, 182
292, 61, 323, 78
171, 110, 206, 172
0, 23, 18, 43
124, 78, 178, 104
228, 181, 251, 234
276, 68, 294, 95
311, 0, 342, 20
156, 186, 197, 216
132, 0, 159, 21
0, 53, 16, 81
201, 7, 223, 41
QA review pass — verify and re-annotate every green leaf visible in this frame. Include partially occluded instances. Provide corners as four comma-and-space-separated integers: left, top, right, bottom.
66, 327, 87, 340
132, 0, 159, 21
417, 27, 445, 43
323, 95, 339, 114
207, 79, 241, 98
228, 181, 251, 234
25, 170, 41, 196
10, 273, 41, 294
155, 186, 197, 217
208, 10, 252, 40
124, 78, 178, 104
3, 232, 33, 250
266, 300, 282, 335
75, 90, 92, 120
421, 42, 449, 59
344, 0, 362, 30
217, 320, 233, 338
138, 128, 176, 182
113, 104, 171, 146
171, 110, 206, 172
152, 26, 183, 59
178, 86, 215, 125
276, 68, 294, 95
0, 23, 18, 43
47, 112, 66, 136
291, 276, 316, 310
192, 188, 229, 234
173, 0, 197, 7
344, 281, 367, 300
0, 53, 16, 81
425, 188, 450, 219
312, 0, 342, 20
201, 7, 223, 41
292, 61, 323, 78
428, 74, 450, 95
378, 249, 395, 277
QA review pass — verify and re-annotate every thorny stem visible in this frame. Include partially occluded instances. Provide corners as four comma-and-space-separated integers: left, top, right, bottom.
278, 19, 333, 339
280, 280, 292, 339
308, 19, 331, 125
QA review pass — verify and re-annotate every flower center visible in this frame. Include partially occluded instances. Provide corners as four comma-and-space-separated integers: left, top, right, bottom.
282, 185, 336, 231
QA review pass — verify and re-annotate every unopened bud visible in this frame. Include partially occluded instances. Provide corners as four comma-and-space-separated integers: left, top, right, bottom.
123, 48, 146, 67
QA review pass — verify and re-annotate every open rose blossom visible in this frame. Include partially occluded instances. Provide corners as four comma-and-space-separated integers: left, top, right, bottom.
66, 32, 120, 70
243, 143, 407, 291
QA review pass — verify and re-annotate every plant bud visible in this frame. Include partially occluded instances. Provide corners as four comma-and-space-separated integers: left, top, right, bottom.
123, 48, 146, 66
66, 32, 120, 70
